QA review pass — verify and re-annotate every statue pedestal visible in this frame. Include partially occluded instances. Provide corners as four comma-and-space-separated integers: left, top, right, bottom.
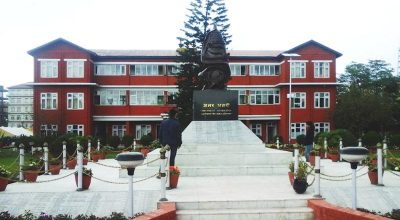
193, 90, 238, 121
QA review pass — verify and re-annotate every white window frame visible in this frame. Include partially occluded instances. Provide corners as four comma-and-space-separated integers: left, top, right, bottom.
40, 124, 58, 136
66, 59, 85, 78
251, 123, 262, 136
67, 93, 84, 110
314, 61, 330, 78
290, 61, 306, 78
249, 64, 280, 76
131, 64, 162, 76
291, 122, 306, 139
96, 89, 126, 106
39, 59, 59, 78
136, 124, 151, 139
95, 64, 126, 76
230, 64, 246, 76
314, 92, 330, 108
40, 93, 58, 110
130, 90, 164, 105
291, 92, 306, 108
249, 89, 280, 105
314, 122, 330, 134
166, 64, 180, 76
67, 124, 84, 136
112, 125, 127, 138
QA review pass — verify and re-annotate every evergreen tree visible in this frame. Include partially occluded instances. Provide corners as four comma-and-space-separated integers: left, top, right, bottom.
175, 0, 231, 128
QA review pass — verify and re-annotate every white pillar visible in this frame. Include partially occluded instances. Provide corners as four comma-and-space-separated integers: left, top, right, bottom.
97, 139, 101, 151
88, 140, 92, 161
133, 139, 137, 150
339, 138, 343, 161
62, 141, 67, 169
276, 138, 280, 149
128, 174, 134, 217
383, 139, 387, 169
159, 148, 167, 201
358, 138, 362, 147
352, 168, 357, 209
44, 143, 49, 174
314, 154, 321, 198
294, 148, 299, 174
377, 148, 383, 186
166, 150, 171, 188
19, 146, 24, 181
324, 137, 328, 158
77, 142, 83, 191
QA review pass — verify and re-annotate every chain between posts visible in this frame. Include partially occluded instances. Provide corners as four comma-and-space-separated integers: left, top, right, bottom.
388, 170, 400, 177
93, 157, 161, 169
0, 171, 76, 183
90, 173, 158, 184
310, 171, 368, 181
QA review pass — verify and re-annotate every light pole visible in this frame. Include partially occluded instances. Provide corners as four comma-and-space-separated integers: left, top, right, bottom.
282, 53, 300, 144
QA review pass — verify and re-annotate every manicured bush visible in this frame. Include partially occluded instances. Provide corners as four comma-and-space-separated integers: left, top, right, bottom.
362, 131, 382, 147
140, 134, 153, 147
121, 135, 134, 148
330, 129, 357, 147
107, 136, 121, 149
296, 134, 306, 146
389, 133, 400, 148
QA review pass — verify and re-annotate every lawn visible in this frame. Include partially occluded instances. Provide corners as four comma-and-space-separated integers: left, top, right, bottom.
0, 148, 37, 178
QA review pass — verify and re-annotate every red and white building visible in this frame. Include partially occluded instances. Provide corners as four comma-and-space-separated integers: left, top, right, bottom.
28, 38, 341, 143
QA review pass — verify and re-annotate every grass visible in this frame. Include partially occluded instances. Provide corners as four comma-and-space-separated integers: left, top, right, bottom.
0, 148, 37, 177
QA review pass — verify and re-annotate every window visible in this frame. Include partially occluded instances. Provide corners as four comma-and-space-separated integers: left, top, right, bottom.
250, 64, 280, 76
166, 90, 178, 104
112, 125, 126, 138
130, 64, 163, 76
314, 92, 330, 108
230, 64, 246, 76
291, 92, 306, 108
67, 93, 84, 110
249, 89, 280, 105
136, 124, 151, 139
95, 89, 126, 106
66, 60, 84, 78
40, 93, 57, 109
314, 62, 330, 78
314, 122, 330, 134
95, 64, 126, 75
40, 60, 59, 78
238, 90, 247, 104
291, 123, 306, 139
67, 124, 84, 136
130, 90, 164, 105
40, 124, 58, 136
251, 123, 262, 137
166, 65, 180, 75
290, 62, 306, 78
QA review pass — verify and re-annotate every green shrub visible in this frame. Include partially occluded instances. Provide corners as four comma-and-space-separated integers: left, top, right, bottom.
107, 136, 121, 149
389, 133, 400, 148
331, 129, 357, 147
362, 131, 382, 147
140, 134, 153, 147
296, 134, 306, 146
121, 135, 134, 148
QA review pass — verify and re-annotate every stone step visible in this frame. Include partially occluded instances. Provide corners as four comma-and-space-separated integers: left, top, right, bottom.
176, 199, 309, 210
176, 207, 314, 220
179, 144, 267, 153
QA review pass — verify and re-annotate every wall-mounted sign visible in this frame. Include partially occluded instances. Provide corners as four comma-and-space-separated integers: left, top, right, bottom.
193, 90, 238, 121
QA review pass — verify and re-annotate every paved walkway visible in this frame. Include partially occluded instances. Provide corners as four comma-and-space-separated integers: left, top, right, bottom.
0, 158, 399, 217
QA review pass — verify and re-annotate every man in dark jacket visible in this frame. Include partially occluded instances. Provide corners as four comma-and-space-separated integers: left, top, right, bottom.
159, 108, 182, 166
304, 121, 315, 162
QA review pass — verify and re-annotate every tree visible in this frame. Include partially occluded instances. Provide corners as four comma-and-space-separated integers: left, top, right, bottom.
175, 0, 231, 128
334, 60, 400, 136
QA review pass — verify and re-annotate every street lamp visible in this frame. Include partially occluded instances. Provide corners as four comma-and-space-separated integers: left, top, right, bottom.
282, 53, 300, 143
340, 146, 368, 209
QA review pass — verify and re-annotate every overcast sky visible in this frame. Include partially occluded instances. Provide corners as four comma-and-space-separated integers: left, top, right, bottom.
1, 0, 399, 89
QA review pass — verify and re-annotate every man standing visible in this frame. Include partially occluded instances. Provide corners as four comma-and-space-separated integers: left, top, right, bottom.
304, 121, 315, 162
159, 108, 182, 166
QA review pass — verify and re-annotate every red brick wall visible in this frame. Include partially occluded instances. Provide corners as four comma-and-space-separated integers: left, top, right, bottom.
134, 202, 176, 220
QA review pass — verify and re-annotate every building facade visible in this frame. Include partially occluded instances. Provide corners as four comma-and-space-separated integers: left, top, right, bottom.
28, 38, 341, 143
0, 86, 7, 127
7, 83, 34, 129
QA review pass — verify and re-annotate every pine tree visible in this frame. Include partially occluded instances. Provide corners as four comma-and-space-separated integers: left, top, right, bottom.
176, 0, 231, 128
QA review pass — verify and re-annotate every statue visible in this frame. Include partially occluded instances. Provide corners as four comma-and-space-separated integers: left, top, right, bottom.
199, 27, 231, 90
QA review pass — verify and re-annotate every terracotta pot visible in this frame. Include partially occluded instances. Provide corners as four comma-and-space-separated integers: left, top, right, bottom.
140, 148, 150, 157
293, 179, 308, 194
170, 174, 179, 188
99, 153, 106, 160
67, 159, 77, 169
329, 153, 340, 162
24, 171, 39, 182
49, 165, 61, 175
91, 154, 100, 162
309, 155, 315, 166
288, 172, 294, 186
83, 158, 88, 165
0, 178, 8, 191
368, 171, 378, 185
74, 173, 92, 190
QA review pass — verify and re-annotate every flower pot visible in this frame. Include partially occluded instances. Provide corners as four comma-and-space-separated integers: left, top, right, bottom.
309, 155, 315, 166
140, 148, 150, 157
99, 152, 106, 160
368, 171, 378, 185
288, 172, 294, 186
74, 173, 92, 190
91, 154, 101, 162
329, 153, 340, 162
24, 171, 39, 182
320, 152, 325, 159
49, 165, 61, 175
170, 174, 179, 188
83, 158, 88, 165
0, 178, 8, 191
293, 179, 308, 194
67, 159, 77, 169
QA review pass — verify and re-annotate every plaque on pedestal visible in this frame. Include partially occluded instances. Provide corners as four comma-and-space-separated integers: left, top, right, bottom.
193, 90, 238, 121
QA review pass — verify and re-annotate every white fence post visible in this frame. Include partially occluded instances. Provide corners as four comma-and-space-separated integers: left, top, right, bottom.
276, 137, 280, 149
62, 141, 67, 169
294, 148, 299, 174
383, 138, 387, 169
324, 137, 328, 159
133, 139, 137, 150
358, 138, 362, 147
377, 146, 384, 186
43, 142, 49, 175
339, 137, 343, 161
97, 139, 101, 151
159, 146, 168, 201
314, 152, 321, 198
76, 141, 83, 191
88, 140, 92, 161
19, 144, 25, 181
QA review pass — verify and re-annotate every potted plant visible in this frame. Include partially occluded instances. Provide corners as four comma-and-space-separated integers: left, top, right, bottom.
22, 160, 42, 182
49, 158, 61, 175
366, 153, 384, 185
74, 167, 92, 190
139, 134, 153, 157
0, 165, 11, 191
288, 161, 294, 186
327, 134, 340, 162
91, 149, 102, 162
169, 166, 180, 188
292, 160, 310, 194
67, 156, 77, 169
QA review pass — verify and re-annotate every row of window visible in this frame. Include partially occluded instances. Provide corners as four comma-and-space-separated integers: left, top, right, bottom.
40, 93, 84, 110
9, 106, 33, 113
39, 59, 331, 78
8, 97, 33, 105
9, 114, 33, 121
291, 122, 330, 139
8, 122, 33, 129
8, 89, 33, 96
40, 124, 84, 136
111, 124, 151, 139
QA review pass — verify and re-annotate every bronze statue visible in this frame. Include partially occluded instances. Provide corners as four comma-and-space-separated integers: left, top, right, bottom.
199, 28, 231, 90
